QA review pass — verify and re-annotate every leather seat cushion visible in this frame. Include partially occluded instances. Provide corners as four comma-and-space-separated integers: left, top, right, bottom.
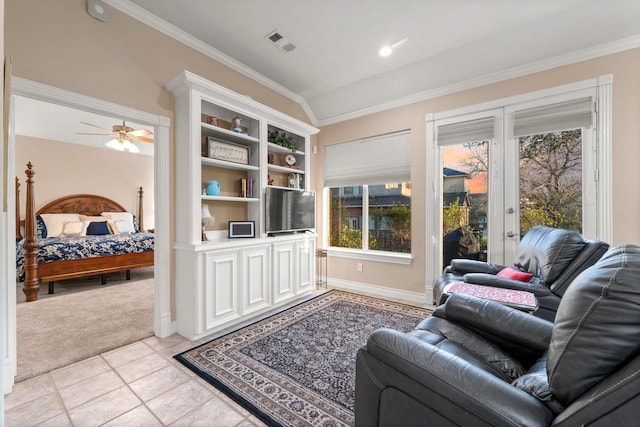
547, 245, 640, 404
512, 357, 565, 415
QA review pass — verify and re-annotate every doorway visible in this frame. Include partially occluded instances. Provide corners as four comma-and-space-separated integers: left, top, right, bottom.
4, 77, 171, 391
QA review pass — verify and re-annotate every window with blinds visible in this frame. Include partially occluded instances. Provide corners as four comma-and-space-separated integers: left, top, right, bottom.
324, 130, 411, 187
324, 130, 412, 254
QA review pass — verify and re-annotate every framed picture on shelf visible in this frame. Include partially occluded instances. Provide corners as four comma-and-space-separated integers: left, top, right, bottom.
208, 137, 249, 164
228, 221, 255, 238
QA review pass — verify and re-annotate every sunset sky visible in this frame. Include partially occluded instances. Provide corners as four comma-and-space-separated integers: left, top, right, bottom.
443, 145, 488, 194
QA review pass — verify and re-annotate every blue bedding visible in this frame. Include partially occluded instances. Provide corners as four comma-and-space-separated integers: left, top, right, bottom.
16, 232, 154, 282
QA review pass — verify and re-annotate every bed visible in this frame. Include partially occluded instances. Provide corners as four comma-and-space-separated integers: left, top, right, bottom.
16, 162, 154, 302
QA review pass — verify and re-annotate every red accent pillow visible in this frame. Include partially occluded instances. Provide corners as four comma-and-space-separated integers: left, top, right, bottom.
497, 266, 534, 282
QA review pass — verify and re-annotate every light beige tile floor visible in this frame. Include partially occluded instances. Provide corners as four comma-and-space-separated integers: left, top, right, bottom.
4, 333, 267, 427
6, 286, 430, 426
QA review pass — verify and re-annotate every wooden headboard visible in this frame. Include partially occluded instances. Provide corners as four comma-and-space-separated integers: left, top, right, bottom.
16, 162, 145, 241
36, 194, 127, 216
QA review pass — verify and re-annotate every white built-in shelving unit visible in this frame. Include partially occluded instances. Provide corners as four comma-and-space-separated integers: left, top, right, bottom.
166, 71, 320, 340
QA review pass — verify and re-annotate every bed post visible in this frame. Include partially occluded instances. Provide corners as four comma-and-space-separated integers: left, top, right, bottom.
15, 176, 23, 242
138, 186, 144, 232
23, 162, 40, 301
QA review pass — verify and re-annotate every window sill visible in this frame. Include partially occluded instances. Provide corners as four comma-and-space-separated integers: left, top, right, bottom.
327, 247, 413, 265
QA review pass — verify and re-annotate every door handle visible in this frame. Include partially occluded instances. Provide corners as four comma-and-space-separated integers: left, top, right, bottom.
506, 231, 516, 238
506, 207, 514, 214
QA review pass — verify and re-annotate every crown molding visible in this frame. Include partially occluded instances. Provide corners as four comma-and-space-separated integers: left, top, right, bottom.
104, 1, 637, 128
104, 0, 318, 126
317, 35, 640, 126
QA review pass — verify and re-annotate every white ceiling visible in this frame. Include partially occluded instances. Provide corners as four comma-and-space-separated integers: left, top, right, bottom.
119, 0, 640, 125
14, 96, 154, 156
15, 0, 640, 149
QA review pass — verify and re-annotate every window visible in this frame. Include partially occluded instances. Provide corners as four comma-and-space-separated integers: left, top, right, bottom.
324, 131, 411, 255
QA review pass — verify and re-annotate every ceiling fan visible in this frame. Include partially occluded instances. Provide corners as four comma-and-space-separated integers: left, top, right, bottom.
78, 120, 153, 152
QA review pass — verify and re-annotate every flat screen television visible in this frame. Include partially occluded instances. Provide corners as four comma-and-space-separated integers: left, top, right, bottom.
265, 187, 316, 234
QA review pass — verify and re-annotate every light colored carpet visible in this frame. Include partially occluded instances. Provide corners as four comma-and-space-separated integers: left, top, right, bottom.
16, 275, 154, 382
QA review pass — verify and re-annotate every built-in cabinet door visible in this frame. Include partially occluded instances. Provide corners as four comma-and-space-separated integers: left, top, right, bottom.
203, 250, 241, 330
296, 239, 315, 294
241, 245, 271, 315
272, 241, 296, 304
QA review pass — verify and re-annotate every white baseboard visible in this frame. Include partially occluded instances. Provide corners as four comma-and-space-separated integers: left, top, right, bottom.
3, 356, 14, 395
327, 277, 435, 309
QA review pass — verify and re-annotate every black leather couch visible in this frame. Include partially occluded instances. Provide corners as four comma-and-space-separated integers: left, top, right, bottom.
356, 245, 640, 426
435, 226, 609, 321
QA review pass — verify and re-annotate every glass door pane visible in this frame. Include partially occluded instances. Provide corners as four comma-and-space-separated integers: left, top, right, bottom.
441, 141, 489, 269
518, 129, 583, 236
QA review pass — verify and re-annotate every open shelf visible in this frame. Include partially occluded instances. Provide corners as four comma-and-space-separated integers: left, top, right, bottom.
201, 195, 260, 202
201, 157, 260, 171
202, 122, 260, 145
267, 142, 304, 156
267, 164, 305, 174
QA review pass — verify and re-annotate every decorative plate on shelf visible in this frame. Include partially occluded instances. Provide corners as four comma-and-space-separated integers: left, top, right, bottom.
285, 154, 296, 166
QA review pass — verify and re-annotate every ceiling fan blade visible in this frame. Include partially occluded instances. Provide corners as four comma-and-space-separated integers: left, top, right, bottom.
80, 121, 112, 132
132, 136, 154, 143
128, 129, 153, 137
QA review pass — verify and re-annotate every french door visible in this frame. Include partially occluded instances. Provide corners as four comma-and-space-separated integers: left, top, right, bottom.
431, 89, 599, 270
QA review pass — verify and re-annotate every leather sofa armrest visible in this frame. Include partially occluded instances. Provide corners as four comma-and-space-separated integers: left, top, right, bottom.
358, 328, 553, 426
463, 273, 553, 297
443, 293, 553, 353
449, 259, 505, 274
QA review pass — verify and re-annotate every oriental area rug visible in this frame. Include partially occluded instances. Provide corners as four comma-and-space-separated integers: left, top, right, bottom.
175, 290, 431, 426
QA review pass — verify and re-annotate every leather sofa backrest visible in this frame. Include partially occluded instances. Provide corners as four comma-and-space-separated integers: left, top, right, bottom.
548, 239, 609, 296
513, 226, 586, 284
547, 245, 640, 405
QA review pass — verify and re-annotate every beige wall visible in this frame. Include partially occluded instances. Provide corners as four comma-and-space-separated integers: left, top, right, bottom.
15, 136, 154, 228
315, 48, 640, 295
5, 1, 640, 301
5, 0, 314, 317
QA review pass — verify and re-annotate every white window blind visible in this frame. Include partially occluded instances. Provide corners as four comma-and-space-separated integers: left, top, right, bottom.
324, 130, 411, 187
513, 97, 593, 137
437, 117, 494, 146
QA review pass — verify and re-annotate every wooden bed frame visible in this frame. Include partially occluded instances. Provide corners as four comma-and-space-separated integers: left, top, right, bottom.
17, 162, 154, 302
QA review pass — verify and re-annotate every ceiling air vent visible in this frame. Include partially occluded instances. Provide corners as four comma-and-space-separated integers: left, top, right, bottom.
265, 30, 296, 53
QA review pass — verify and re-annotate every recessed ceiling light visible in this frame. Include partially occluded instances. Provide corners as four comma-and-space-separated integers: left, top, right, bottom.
378, 38, 408, 57
379, 46, 393, 57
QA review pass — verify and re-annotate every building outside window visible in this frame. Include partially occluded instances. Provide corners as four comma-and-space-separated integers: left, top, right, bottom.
328, 182, 411, 253
324, 130, 412, 255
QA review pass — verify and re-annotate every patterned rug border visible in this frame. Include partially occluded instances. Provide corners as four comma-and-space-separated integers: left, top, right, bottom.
174, 289, 431, 426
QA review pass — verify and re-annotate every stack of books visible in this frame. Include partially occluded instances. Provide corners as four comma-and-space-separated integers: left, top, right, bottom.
240, 178, 254, 198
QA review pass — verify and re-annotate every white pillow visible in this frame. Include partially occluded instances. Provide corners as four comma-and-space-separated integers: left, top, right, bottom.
61, 221, 85, 237
40, 213, 82, 238
111, 219, 136, 234
101, 212, 135, 232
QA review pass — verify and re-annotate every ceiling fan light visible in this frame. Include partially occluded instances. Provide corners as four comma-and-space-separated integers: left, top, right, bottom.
124, 140, 140, 153
106, 139, 124, 151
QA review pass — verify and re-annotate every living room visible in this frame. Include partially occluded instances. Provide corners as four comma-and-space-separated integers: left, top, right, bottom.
2, 0, 640, 425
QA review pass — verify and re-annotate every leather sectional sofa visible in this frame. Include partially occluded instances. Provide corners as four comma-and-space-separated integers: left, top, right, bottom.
356, 245, 640, 426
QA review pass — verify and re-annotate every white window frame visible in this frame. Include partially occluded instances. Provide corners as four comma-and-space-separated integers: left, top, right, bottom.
323, 131, 414, 264
323, 184, 413, 265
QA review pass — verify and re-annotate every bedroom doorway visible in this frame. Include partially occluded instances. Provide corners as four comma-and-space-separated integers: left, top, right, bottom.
5, 77, 172, 391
